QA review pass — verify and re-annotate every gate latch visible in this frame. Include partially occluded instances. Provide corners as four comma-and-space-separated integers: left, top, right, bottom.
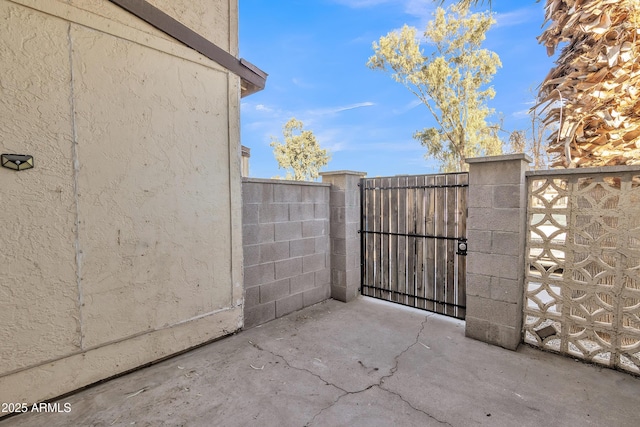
456, 238, 468, 256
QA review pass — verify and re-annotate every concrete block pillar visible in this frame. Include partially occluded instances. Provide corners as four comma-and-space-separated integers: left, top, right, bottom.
465, 154, 531, 350
321, 171, 367, 302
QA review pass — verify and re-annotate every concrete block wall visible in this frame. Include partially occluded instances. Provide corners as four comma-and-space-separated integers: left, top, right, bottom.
242, 178, 331, 328
465, 154, 531, 350
321, 171, 366, 302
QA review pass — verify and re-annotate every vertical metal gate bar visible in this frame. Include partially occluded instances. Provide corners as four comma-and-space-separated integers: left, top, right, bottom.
411, 177, 418, 308
390, 177, 398, 303
415, 175, 424, 310
381, 177, 389, 300
398, 177, 407, 305
360, 178, 365, 297
445, 173, 456, 317
435, 175, 445, 314
425, 176, 435, 312
409, 175, 417, 307
457, 173, 468, 318
372, 179, 377, 299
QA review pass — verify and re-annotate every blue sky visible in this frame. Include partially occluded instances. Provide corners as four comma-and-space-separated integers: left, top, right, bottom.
239, 0, 556, 178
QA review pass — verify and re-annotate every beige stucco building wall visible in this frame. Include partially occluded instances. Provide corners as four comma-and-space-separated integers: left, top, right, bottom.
0, 0, 245, 406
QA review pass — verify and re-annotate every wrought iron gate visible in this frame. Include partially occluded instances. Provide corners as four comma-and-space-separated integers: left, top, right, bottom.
360, 173, 468, 319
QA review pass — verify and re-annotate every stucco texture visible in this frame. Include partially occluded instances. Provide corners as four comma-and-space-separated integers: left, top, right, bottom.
0, 1, 80, 373
68, 0, 236, 54
0, 0, 243, 406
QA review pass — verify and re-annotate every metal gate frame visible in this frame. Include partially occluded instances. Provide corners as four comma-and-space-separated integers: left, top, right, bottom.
360, 173, 468, 319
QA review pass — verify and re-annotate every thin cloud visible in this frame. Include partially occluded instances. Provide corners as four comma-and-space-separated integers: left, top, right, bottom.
403, 0, 436, 19
314, 128, 351, 153
255, 104, 274, 113
493, 7, 540, 28
327, 138, 421, 153
292, 77, 314, 89
334, 102, 376, 113
349, 34, 377, 45
331, 0, 394, 8
309, 102, 376, 116
513, 99, 542, 118
512, 109, 531, 119
393, 99, 422, 114
332, 0, 433, 17
325, 141, 349, 152
315, 136, 421, 154
367, 141, 422, 152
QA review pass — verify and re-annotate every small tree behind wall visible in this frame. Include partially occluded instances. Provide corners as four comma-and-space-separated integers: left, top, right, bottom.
270, 118, 330, 181
509, 103, 551, 170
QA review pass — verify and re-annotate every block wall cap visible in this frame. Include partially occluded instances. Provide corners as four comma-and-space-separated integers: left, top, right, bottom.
526, 164, 640, 177
466, 154, 532, 164
319, 171, 367, 177
242, 177, 330, 187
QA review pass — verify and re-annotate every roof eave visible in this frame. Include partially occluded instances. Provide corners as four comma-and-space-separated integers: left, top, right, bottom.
108, 0, 267, 97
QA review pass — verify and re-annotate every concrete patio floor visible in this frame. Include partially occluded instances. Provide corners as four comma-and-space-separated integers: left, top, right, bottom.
2, 297, 638, 427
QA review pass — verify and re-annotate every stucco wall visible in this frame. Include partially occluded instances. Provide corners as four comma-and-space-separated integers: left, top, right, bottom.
0, 0, 243, 406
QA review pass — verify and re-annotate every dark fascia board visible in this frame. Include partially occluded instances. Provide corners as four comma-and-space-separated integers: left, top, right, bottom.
108, 0, 266, 97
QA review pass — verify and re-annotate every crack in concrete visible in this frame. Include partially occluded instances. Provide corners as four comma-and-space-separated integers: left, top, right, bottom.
378, 315, 430, 385
248, 340, 350, 427
249, 340, 347, 393
373, 315, 452, 425
252, 314, 451, 426
304, 392, 348, 427
378, 385, 453, 426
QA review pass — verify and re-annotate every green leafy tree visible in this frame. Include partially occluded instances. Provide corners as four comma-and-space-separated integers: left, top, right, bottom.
270, 118, 330, 181
367, 4, 503, 172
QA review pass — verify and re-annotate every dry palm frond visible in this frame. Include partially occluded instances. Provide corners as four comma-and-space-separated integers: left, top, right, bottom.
537, 0, 640, 168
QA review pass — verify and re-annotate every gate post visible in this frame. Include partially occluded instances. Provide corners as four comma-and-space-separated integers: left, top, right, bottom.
321, 171, 367, 302
465, 154, 531, 350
